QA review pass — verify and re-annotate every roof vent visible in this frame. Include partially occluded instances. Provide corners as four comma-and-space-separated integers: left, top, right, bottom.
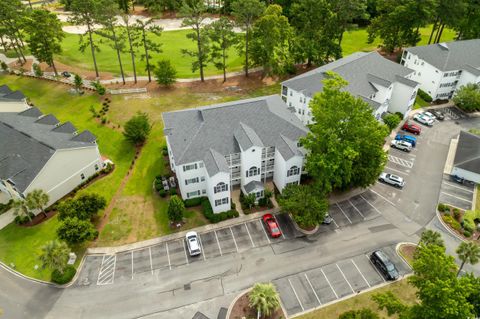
438, 43, 449, 50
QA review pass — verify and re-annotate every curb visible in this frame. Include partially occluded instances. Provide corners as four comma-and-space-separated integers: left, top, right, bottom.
395, 242, 417, 269
289, 213, 319, 235
435, 210, 467, 242
226, 286, 288, 319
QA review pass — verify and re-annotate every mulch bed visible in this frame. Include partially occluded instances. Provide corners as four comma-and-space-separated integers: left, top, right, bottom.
399, 244, 416, 266
21, 210, 57, 227
229, 291, 285, 319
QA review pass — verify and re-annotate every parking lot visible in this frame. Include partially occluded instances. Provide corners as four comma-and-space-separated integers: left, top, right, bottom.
439, 173, 475, 210
273, 244, 411, 317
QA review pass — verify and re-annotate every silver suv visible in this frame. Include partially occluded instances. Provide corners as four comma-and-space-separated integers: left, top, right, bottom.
378, 172, 405, 188
390, 140, 412, 152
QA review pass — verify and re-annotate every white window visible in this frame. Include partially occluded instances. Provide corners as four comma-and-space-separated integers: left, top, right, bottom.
215, 197, 229, 206
185, 177, 199, 185
214, 182, 228, 194
199, 162, 204, 168
246, 166, 259, 177
200, 176, 205, 182
183, 163, 197, 172
202, 189, 206, 194
287, 166, 300, 177
187, 190, 200, 198
255, 191, 263, 199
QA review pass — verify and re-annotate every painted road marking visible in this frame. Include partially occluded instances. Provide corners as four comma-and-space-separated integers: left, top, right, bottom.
182, 239, 189, 264
304, 273, 322, 305
443, 181, 474, 193
368, 189, 396, 208
336, 203, 352, 224
229, 227, 239, 253
385, 166, 409, 176
198, 234, 207, 261
288, 278, 305, 312
320, 268, 338, 299
166, 243, 172, 270
351, 259, 370, 288
348, 199, 365, 219
214, 230, 223, 256
97, 254, 116, 285
388, 155, 414, 168
336, 263, 355, 293
259, 219, 271, 244
244, 223, 255, 247
441, 191, 472, 203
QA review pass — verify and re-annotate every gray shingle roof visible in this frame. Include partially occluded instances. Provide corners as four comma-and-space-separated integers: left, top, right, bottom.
203, 149, 229, 177
0, 85, 26, 102
244, 180, 264, 193
276, 135, 301, 160
18, 107, 42, 118
463, 64, 480, 76
282, 51, 415, 98
72, 130, 96, 143
453, 131, 480, 174
234, 122, 264, 150
52, 121, 77, 134
0, 109, 98, 193
163, 95, 308, 168
36, 114, 59, 125
0, 85, 13, 96
404, 39, 480, 71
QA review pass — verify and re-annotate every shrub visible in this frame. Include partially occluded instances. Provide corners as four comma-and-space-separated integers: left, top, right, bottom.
453, 208, 461, 220
462, 217, 475, 233
169, 188, 177, 196
442, 214, 461, 231
463, 210, 480, 232
0, 199, 13, 215
463, 229, 473, 238
0, 61, 8, 72
383, 113, 402, 131
154, 59, 177, 86
51, 265, 76, 284
158, 189, 167, 197
32, 63, 43, 77
167, 195, 184, 222
184, 197, 204, 207
201, 198, 239, 223
14, 212, 35, 225
162, 149, 168, 156
437, 203, 448, 213
231, 202, 236, 210
92, 80, 106, 95
418, 89, 433, 103
154, 180, 163, 192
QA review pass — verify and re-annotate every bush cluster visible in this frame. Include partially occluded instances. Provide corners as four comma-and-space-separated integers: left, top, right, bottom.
162, 145, 168, 156
0, 199, 13, 215
417, 89, 433, 103
437, 203, 449, 213
383, 113, 402, 131
201, 198, 239, 223
442, 214, 461, 231
92, 80, 106, 95
51, 265, 76, 284
184, 197, 204, 207
14, 212, 35, 225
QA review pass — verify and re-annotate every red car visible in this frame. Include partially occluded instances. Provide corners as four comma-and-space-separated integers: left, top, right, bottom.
401, 121, 421, 135
262, 213, 282, 238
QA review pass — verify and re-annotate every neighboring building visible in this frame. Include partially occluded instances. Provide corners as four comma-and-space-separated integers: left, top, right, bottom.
401, 39, 480, 101
0, 106, 104, 207
162, 95, 308, 213
281, 51, 419, 125
0, 84, 29, 113
451, 131, 480, 184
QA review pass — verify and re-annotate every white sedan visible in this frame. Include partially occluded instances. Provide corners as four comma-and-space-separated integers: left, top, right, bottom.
378, 172, 405, 188
413, 114, 434, 126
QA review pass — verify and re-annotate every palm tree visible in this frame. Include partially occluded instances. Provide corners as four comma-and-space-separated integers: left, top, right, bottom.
248, 283, 281, 318
26, 189, 49, 218
11, 199, 31, 222
456, 242, 480, 276
418, 229, 444, 247
39, 240, 71, 274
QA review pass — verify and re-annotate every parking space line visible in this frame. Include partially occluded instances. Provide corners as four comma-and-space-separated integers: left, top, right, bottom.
182, 239, 189, 264
365, 254, 385, 283
348, 199, 365, 219
370, 188, 396, 209
198, 234, 207, 261
330, 216, 339, 228
351, 260, 370, 288
149, 247, 153, 275
288, 278, 305, 312
131, 251, 134, 279
304, 273, 322, 305
244, 223, 255, 247
214, 230, 223, 256
166, 243, 172, 270
385, 166, 409, 176
229, 227, 239, 252
273, 215, 286, 239
336, 264, 355, 293
335, 203, 352, 224
259, 219, 271, 244
441, 191, 472, 203
320, 268, 338, 299
443, 181, 474, 193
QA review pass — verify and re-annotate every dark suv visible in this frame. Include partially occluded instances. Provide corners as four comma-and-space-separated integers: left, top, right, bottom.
370, 250, 399, 280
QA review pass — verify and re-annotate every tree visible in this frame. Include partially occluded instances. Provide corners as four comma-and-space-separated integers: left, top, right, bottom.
180, 0, 209, 82
133, 19, 163, 83
0, 0, 28, 63
123, 112, 152, 145
456, 242, 480, 276
73, 74, 83, 92
330, 0, 368, 47
278, 184, 328, 228
382, 113, 401, 131
57, 217, 98, 245
339, 308, 380, 319
206, 17, 237, 82
11, 199, 32, 223
231, 0, 265, 77
248, 283, 281, 318
167, 195, 184, 222
290, 0, 341, 66
453, 84, 480, 112
25, 189, 49, 218
429, 0, 467, 44
242, 193, 256, 209
154, 59, 177, 86
302, 72, 389, 194
418, 229, 444, 247
374, 244, 476, 319
117, 0, 130, 13
456, 0, 480, 40
24, 10, 64, 76
39, 240, 70, 274
58, 194, 107, 221
69, 0, 108, 78
121, 14, 138, 83
143, 0, 182, 13
250, 5, 294, 76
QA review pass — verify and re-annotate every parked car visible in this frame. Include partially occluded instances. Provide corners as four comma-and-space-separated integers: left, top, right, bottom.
421, 111, 436, 120
186, 231, 201, 257
61, 71, 71, 78
413, 114, 434, 126
401, 122, 421, 135
390, 140, 412, 152
395, 134, 417, 147
322, 213, 333, 225
378, 172, 405, 188
169, 176, 176, 188
370, 250, 399, 280
427, 109, 445, 121
262, 213, 282, 238
451, 175, 475, 185
162, 179, 169, 191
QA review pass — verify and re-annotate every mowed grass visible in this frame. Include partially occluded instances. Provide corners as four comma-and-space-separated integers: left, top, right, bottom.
57, 29, 244, 78
414, 95, 430, 109
296, 279, 418, 319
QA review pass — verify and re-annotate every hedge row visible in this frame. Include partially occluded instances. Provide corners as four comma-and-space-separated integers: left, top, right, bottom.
201, 198, 239, 223
51, 265, 76, 284
417, 89, 433, 103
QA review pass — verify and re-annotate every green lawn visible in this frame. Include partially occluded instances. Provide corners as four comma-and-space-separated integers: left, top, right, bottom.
56, 29, 244, 78
414, 95, 430, 109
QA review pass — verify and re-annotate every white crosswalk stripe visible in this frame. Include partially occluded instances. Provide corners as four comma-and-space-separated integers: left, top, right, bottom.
97, 254, 116, 285
388, 155, 414, 168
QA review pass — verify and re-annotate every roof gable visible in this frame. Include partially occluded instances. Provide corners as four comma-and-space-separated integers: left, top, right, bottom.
453, 131, 480, 174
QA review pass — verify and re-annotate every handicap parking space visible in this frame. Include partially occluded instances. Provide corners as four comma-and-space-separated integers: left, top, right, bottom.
215, 227, 238, 255
439, 174, 474, 211
114, 251, 133, 282
166, 238, 188, 268
230, 223, 255, 251
76, 255, 103, 286
274, 248, 409, 317
132, 248, 152, 275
